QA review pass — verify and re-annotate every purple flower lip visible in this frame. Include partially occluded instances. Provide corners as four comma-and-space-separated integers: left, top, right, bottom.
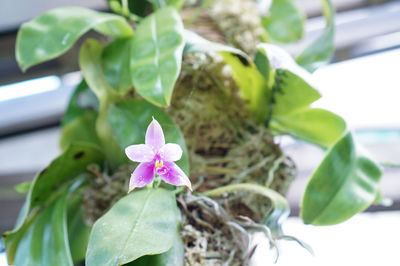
125, 118, 192, 192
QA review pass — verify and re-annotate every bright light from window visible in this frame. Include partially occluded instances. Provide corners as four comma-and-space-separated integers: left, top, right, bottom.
0, 76, 61, 102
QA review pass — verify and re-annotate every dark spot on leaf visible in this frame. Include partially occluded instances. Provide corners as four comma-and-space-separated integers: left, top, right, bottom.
74, 151, 85, 160
34, 197, 40, 202
231, 53, 250, 66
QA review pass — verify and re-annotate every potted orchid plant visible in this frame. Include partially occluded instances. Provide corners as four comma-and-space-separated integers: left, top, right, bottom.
3, 0, 387, 265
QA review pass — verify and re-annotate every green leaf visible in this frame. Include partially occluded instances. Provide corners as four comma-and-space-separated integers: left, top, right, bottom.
130, 7, 184, 107
13, 189, 73, 266
67, 191, 92, 263
86, 189, 181, 266
301, 132, 383, 225
62, 80, 99, 126
3, 143, 104, 264
16, 7, 133, 71
270, 108, 346, 147
270, 69, 320, 116
254, 48, 271, 83
79, 38, 127, 168
221, 53, 270, 123
107, 98, 189, 174
125, 232, 184, 266
296, 0, 335, 72
60, 111, 101, 151
102, 38, 133, 94
262, 0, 305, 43
79, 39, 116, 99
255, 44, 343, 147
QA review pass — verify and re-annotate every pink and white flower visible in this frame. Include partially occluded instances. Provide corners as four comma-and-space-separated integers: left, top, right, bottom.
125, 118, 192, 192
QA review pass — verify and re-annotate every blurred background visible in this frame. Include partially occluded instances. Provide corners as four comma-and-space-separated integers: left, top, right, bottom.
0, 0, 399, 264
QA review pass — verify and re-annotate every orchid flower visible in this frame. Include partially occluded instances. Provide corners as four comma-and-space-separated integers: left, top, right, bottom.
125, 118, 192, 192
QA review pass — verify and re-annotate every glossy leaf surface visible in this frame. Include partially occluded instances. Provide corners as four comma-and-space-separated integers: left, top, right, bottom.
222, 53, 270, 123
130, 7, 184, 107
67, 190, 92, 263
13, 190, 73, 266
270, 108, 346, 147
270, 69, 320, 116
256, 44, 343, 147
107, 98, 189, 174
79, 39, 115, 100
79, 38, 127, 167
16, 7, 133, 71
301, 132, 383, 225
262, 0, 304, 43
5, 143, 104, 244
296, 0, 335, 72
61, 80, 99, 126
60, 111, 101, 150
125, 232, 184, 266
102, 38, 133, 94
86, 189, 181, 266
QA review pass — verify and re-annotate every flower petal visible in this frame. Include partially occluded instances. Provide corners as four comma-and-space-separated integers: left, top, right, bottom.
129, 162, 155, 191
145, 118, 165, 152
159, 143, 183, 162
125, 144, 154, 162
159, 161, 192, 190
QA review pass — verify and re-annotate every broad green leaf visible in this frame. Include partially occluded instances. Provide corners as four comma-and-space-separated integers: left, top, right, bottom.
13, 189, 73, 266
221, 53, 270, 123
130, 7, 184, 107
256, 43, 317, 89
301, 132, 383, 225
204, 183, 289, 235
67, 191, 92, 263
79, 38, 127, 168
86, 189, 181, 266
60, 111, 101, 151
107, 98, 189, 174
270, 69, 320, 116
3, 143, 104, 263
102, 38, 133, 94
262, 0, 305, 43
270, 108, 346, 147
126, 232, 184, 266
254, 48, 271, 83
296, 0, 335, 72
79, 39, 116, 99
61, 80, 99, 126
16, 7, 133, 71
